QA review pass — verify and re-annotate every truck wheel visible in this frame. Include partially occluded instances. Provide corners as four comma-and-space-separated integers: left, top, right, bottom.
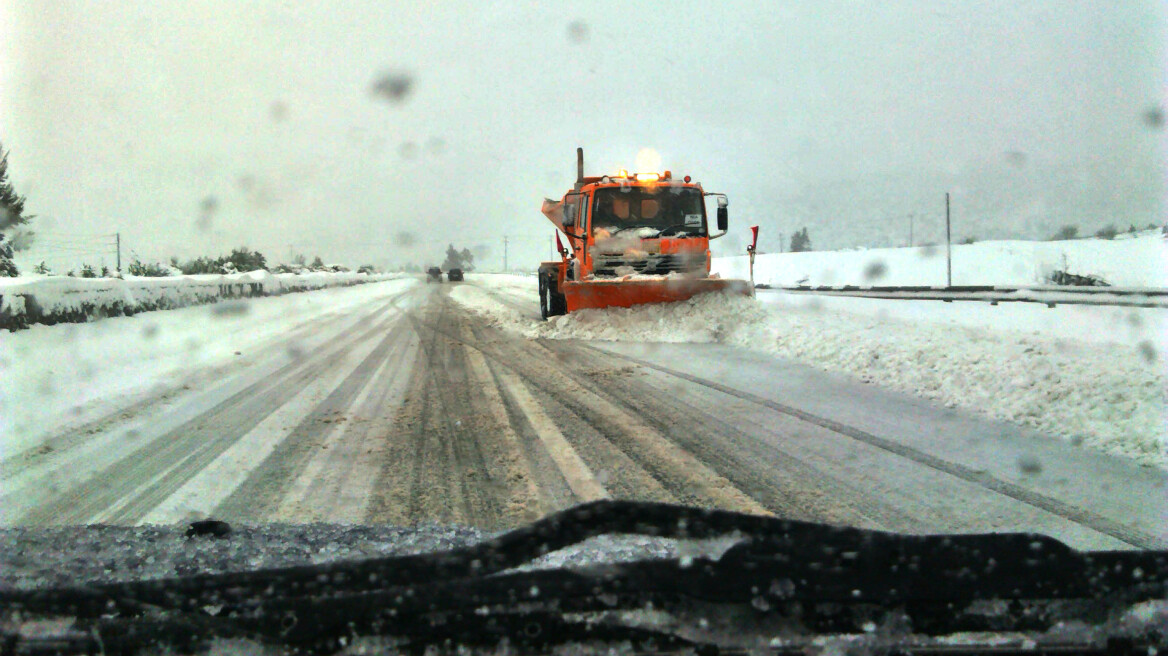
549, 287, 567, 317
539, 273, 550, 320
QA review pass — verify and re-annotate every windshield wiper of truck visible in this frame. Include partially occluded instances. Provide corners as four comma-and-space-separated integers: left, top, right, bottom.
3, 500, 1165, 655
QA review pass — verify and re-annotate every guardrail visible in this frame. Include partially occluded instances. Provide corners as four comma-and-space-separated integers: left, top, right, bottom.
760, 284, 1168, 308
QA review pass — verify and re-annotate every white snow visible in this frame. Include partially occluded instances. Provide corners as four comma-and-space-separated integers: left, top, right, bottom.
452, 277, 1167, 468
713, 233, 1168, 288
0, 278, 419, 456
0, 270, 403, 325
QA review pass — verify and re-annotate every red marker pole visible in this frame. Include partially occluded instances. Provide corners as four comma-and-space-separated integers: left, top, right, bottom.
748, 226, 759, 296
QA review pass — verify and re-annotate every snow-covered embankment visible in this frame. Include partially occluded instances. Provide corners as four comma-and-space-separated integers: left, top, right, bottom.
0, 270, 404, 330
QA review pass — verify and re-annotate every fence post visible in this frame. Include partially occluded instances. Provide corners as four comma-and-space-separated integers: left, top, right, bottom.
945, 193, 952, 287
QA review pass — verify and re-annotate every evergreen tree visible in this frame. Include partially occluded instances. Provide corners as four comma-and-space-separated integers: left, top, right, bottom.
789, 227, 812, 252
0, 141, 33, 277
441, 244, 476, 271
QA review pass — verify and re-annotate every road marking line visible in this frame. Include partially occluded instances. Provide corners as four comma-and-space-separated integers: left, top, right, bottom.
272, 334, 407, 521
461, 339, 550, 518
492, 367, 610, 503
515, 341, 768, 515
138, 319, 395, 525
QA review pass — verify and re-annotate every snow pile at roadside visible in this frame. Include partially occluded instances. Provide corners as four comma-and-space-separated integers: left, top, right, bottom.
713, 233, 1167, 288
542, 292, 766, 342
451, 283, 1167, 467
730, 301, 1166, 467
0, 271, 404, 329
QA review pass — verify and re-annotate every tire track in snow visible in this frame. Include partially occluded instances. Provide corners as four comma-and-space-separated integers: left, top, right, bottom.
577, 345, 1167, 550
409, 294, 767, 516
210, 312, 414, 521
539, 339, 920, 531
15, 299, 407, 526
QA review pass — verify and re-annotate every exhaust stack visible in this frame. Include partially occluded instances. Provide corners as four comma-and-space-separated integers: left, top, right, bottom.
575, 147, 584, 189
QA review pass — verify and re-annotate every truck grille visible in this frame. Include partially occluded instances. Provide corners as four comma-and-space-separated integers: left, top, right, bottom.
592, 252, 704, 277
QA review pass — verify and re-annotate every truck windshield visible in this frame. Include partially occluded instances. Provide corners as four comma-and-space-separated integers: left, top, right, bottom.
591, 186, 705, 236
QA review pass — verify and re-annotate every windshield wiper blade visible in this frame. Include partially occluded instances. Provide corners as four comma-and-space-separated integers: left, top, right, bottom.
4, 501, 1167, 654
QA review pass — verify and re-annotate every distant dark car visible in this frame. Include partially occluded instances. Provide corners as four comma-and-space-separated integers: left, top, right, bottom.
426, 267, 442, 283
447, 268, 464, 282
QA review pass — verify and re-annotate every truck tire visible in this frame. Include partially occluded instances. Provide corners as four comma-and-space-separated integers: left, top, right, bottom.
539, 269, 567, 320
539, 272, 549, 320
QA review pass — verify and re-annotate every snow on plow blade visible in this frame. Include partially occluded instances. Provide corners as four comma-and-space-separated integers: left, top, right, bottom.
562, 277, 752, 312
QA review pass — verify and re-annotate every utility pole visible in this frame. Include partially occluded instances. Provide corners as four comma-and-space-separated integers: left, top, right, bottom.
909, 213, 914, 248
945, 193, 952, 287
549, 234, 553, 260
115, 232, 122, 273
503, 236, 508, 272
779, 232, 784, 254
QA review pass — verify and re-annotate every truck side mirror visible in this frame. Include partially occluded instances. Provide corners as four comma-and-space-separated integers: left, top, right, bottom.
563, 203, 576, 228
716, 206, 728, 232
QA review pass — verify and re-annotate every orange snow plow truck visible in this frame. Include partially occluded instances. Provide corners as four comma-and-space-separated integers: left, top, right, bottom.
538, 148, 752, 318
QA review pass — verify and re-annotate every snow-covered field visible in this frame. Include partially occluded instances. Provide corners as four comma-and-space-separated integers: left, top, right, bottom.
1, 278, 419, 455
712, 233, 1168, 288
452, 274, 1167, 468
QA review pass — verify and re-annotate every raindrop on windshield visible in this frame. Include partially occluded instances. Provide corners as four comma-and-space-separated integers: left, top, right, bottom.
370, 71, 415, 105
1143, 106, 1164, 129
1017, 454, 1042, 475
426, 137, 446, 156
394, 231, 417, 247
269, 100, 288, 122
398, 142, 419, 160
567, 20, 589, 43
287, 343, 305, 360
196, 196, 218, 232
1004, 150, 1028, 167
212, 301, 250, 317
917, 243, 939, 258
862, 260, 887, 281
1137, 340, 1157, 363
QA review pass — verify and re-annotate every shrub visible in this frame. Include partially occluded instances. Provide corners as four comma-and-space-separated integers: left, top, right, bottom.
1094, 224, 1118, 240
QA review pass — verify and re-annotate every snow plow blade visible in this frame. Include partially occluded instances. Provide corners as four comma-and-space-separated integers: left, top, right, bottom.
562, 278, 752, 312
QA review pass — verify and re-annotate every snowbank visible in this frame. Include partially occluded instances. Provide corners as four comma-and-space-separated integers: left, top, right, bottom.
451, 282, 1167, 468
713, 233, 1168, 288
0, 271, 404, 330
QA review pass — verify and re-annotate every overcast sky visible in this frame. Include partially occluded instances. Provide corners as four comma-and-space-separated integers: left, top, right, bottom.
1, 1, 1163, 271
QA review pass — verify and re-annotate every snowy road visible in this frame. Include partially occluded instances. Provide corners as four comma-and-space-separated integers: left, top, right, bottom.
3, 277, 1165, 551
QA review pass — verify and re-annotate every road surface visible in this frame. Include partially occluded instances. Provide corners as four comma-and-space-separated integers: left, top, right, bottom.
3, 278, 1165, 551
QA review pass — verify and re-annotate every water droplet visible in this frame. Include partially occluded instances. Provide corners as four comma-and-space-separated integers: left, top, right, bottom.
1143, 106, 1164, 129
370, 71, 415, 104
211, 301, 250, 317
567, 20, 589, 43
269, 100, 288, 122
862, 260, 887, 281
1137, 340, 1157, 363
1017, 455, 1042, 475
